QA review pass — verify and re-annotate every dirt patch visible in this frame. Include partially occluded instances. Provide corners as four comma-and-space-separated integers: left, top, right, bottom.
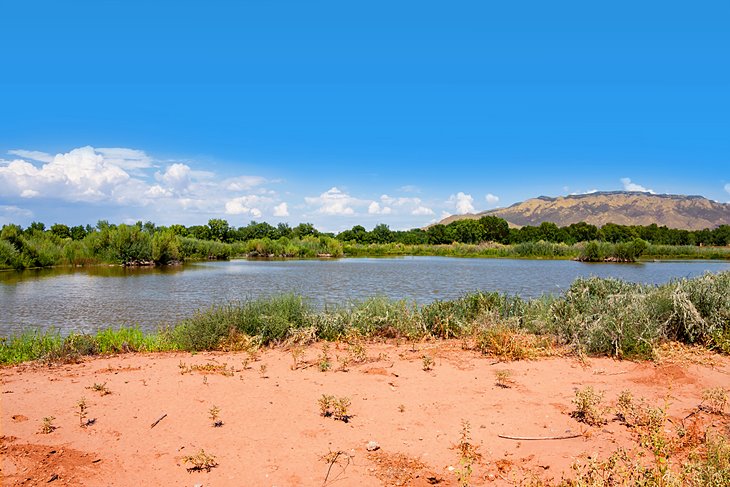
1, 342, 728, 486
0, 439, 105, 486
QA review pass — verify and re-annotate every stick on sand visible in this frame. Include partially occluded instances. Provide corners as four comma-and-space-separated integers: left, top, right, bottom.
498, 433, 581, 441
150, 413, 167, 429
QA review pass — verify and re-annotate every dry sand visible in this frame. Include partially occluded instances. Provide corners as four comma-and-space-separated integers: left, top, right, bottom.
2, 341, 729, 486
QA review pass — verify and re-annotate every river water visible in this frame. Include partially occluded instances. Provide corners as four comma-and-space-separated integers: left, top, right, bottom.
1, 257, 728, 335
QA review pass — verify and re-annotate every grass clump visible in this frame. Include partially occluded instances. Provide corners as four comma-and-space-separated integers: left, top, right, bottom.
87, 382, 112, 396
571, 386, 607, 426
39, 416, 56, 434
183, 449, 218, 472
700, 387, 727, 415
494, 369, 513, 388
319, 394, 352, 422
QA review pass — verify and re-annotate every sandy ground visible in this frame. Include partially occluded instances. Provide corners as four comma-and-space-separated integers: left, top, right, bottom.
1, 341, 729, 486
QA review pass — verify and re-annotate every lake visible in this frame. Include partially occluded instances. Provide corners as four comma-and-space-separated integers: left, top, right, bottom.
1, 257, 728, 335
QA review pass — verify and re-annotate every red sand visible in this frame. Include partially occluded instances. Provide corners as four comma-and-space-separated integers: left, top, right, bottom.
1, 341, 729, 486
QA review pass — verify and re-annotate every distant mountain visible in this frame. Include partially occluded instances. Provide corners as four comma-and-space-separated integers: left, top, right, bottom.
437, 191, 730, 230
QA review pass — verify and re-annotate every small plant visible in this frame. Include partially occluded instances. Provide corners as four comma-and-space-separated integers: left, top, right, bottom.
259, 364, 268, 378
422, 354, 435, 371
179, 361, 235, 376
209, 405, 223, 427
571, 386, 607, 426
318, 343, 332, 372
319, 394, 352, 422
183, 449, 218, 472
494, 369, 513, 388
290, 347, 304, 370
87, 382, 112, 396
701, 387, 727, 415
398, 404, 406, 413
76, 397, 89, 427
39, 416, 56, 434
345, 329, 367, 364
454, 420, 481, 487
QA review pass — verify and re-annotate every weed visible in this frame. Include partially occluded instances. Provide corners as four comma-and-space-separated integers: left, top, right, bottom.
454, 420, 480, 487
318, 343, 332, 372
259, 364, 268, 378
76, 397, 89, 427
422, 354, 435, 371
87, 382, 112, 396
494, 369, 513, 388
398, 404, 406, 413
290, 347, 304, 370
571, 387, 607, 426
178, 361, 235, 376
345, 329, 367, 364
183, 449, 218, 472
39, 416, 56, 434
700, 387, 727, 415
319, 394, 352, 422
209, 405, 223, 427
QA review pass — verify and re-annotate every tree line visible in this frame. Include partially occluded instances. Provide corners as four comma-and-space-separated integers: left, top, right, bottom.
1, 216, 728, 270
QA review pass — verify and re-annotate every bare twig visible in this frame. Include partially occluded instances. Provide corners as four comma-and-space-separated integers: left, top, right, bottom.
150, 413, 167, 429
498, 433, 582, 441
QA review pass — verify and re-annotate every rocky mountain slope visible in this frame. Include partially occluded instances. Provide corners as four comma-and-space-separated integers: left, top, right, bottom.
438, 191, 730, 230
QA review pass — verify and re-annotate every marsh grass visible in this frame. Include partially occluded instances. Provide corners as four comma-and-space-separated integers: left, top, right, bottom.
2, 272, 728, 365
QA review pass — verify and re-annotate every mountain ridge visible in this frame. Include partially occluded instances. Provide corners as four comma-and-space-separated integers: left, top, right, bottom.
437, 191, 730, 230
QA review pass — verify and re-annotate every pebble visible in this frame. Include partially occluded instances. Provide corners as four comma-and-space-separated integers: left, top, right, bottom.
366, 441, 380, 451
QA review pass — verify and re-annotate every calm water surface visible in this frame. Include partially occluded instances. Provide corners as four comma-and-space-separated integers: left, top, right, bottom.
1, 257, 728, 335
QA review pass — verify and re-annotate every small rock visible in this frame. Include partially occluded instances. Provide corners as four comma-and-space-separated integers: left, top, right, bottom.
366, 441, 380, 451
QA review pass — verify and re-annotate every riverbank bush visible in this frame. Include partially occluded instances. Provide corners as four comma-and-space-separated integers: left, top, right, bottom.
2, 272, 728, 364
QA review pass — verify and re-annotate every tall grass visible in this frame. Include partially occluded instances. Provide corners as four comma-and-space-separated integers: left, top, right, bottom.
2, 272, 728, 364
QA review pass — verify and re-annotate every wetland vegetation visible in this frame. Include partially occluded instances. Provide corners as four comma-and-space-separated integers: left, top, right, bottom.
2, 271, 728, 364
1, 217, 729, 270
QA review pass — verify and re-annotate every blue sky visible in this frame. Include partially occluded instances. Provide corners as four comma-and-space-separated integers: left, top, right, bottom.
1, 1, 728, 231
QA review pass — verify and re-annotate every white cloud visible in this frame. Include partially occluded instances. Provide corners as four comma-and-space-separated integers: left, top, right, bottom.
399, 185, 420, 193
225, 195, 267, 217
0, 146, 279, 225
485, 193, 499, 205
368, 201, 393, 215
412, 206, 434, 216
7, 150, 54, 163
97, 148, 153, 170
224, 175, 267, 192
0, 146, 131, 202
440, 211, 452, 220
448, 192, 475, 214
304, 187, 361, 215
0, 205, 33, 224
724, 183, 730, 195
621, 178, 655, 194
156, 163, 192, 193
273, 202, 289, 217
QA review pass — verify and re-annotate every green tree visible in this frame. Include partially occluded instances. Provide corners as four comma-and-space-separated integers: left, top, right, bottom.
478, 216, 509, 243
207, 219, 230, 242
50, 223, 71, 239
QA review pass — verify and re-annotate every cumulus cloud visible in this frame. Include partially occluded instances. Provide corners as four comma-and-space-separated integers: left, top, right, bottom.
224, 195, 270, 217
725, 183, 730, 195
368, 201, 393, 215
304, 187, 362, 215
621, 178, 655, 194
156, 163, 192, 193
412, 206, 435, 216
0, 146, 280, 224
273, 202, 289, 217
485, 193, 499, 205
448, 192, 475, 214
0, 146, 130, 202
